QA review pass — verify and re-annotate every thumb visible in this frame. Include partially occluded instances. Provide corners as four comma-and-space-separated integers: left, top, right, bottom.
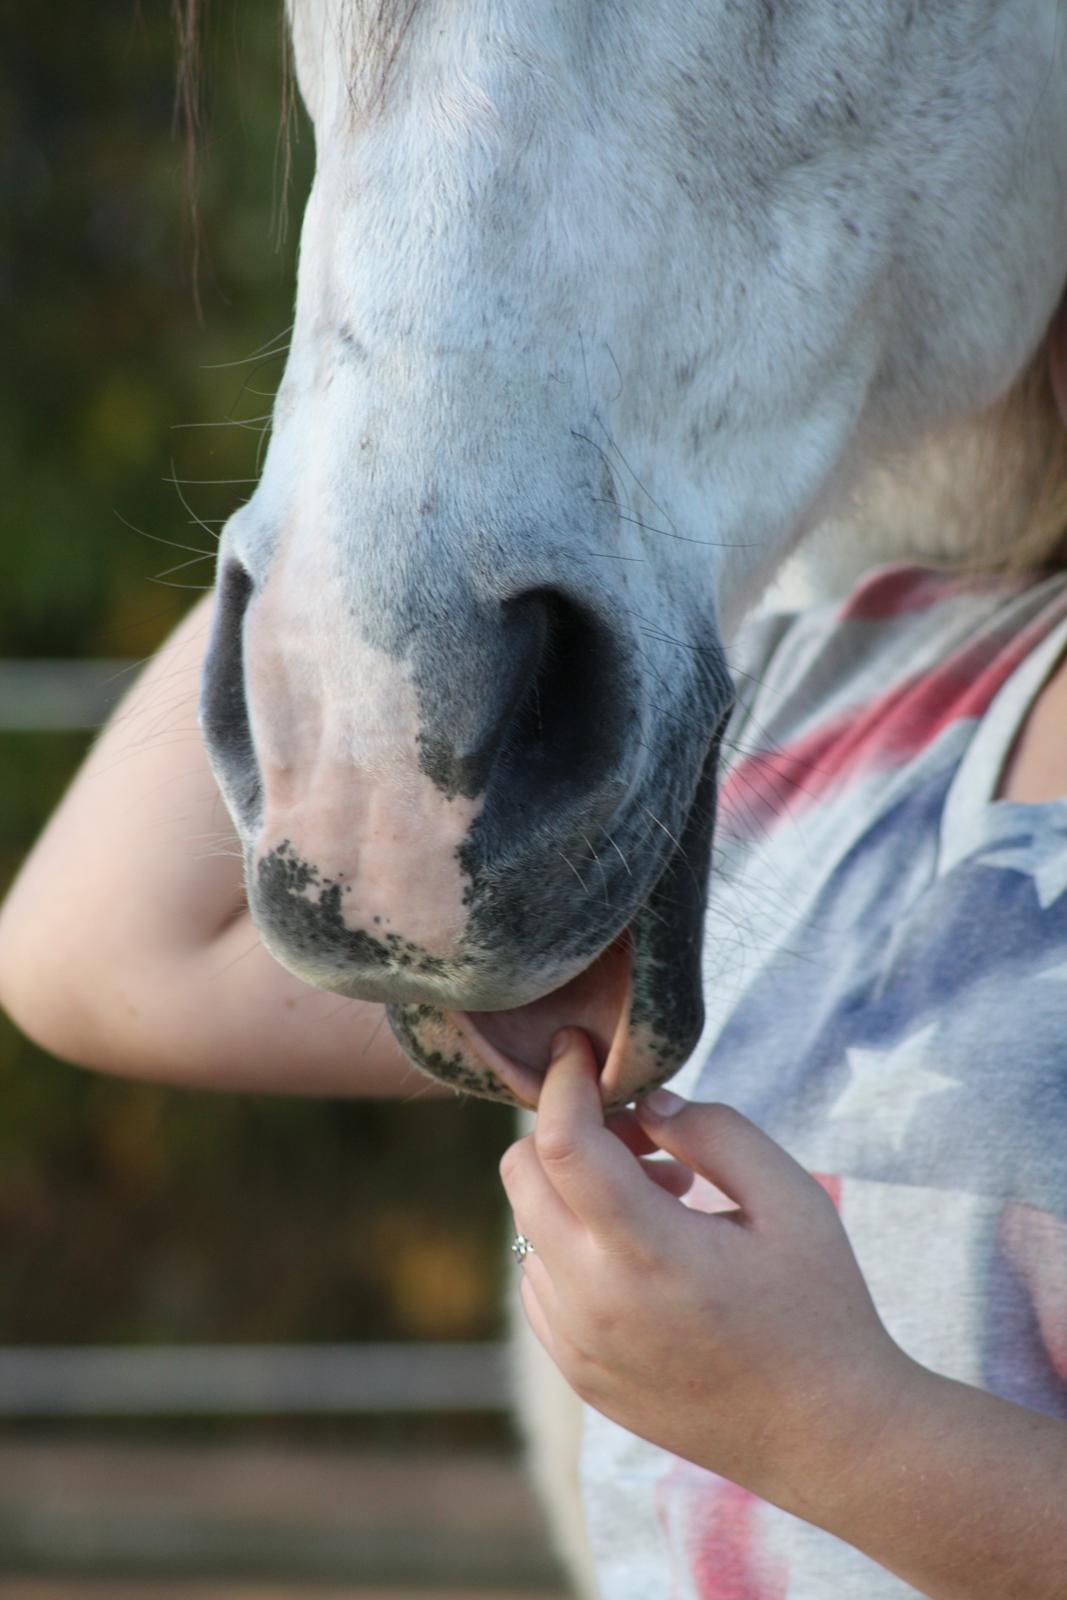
634, 1089, 821, 1222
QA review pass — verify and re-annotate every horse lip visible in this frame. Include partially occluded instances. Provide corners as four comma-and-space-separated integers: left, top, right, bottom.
449, 930, 635, 1108
397, 718, 725, 1108
449, 1012, 548, 1108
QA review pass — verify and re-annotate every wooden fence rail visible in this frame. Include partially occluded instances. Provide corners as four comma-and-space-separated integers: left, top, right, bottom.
0, 1344, 512, 1417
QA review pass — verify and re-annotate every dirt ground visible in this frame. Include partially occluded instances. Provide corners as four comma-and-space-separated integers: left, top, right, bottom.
0, 1438, 568, 1597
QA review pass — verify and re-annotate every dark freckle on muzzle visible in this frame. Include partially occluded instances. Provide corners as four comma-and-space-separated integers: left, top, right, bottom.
252, 841, 459, 985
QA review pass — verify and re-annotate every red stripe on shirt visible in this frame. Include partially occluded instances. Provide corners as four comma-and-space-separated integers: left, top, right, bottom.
721, 608, 1061, 836
655, 1465, 787, 1600
838, 565, 1026, 622
838, 565, 960, 621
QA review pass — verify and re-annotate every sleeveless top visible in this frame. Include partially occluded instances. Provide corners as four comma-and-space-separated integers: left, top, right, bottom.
579, 562, 1067, 1599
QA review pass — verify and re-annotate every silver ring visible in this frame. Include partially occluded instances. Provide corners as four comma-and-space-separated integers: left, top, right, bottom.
511, 1233, 536, 1264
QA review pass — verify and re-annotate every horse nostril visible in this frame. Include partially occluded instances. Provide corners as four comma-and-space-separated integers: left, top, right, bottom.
415, 587, 628, 831
492, 588, 628, 810
200, 558, 260, 825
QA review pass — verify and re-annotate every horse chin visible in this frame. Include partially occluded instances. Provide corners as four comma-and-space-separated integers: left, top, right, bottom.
387, 732, 721, 1110
452, 933, 635, 1107
386, 901, 702, 1112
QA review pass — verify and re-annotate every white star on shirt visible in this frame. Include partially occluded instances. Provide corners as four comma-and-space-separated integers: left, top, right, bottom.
973, 837, 1067, 911
829, 1021, 959, 1153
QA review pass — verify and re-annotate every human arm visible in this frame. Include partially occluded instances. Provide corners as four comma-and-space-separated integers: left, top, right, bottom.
500, 1031, 1067, 1600
0, 592, 446, 1098
810, 1364, 1067, 1599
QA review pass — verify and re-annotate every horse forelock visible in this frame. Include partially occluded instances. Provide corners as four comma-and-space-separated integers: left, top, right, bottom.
286, 0, 431, 119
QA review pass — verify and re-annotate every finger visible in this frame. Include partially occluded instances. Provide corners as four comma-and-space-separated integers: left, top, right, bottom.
535, 1029, 666, 1237
519, 1246, 561, 1309
519, 1270, 564, 1365
500, 1132, 581, 1268
635, 1092, 823, 1223
604, 1107, 661, 1158
640, 1154, 695, 1199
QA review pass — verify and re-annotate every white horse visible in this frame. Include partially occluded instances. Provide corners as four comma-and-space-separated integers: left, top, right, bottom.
197, 3, 1067, 1592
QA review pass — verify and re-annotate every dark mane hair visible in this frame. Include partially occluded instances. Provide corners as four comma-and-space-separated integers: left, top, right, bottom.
172, 0, 201, 147
171, 0, 206, 309
171, 1, 294, 309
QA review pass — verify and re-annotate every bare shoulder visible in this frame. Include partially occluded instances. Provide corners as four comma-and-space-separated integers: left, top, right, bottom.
995, 644, 1067, 803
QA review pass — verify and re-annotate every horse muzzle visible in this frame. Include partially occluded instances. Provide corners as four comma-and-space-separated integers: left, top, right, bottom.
200, 553, 729, 1108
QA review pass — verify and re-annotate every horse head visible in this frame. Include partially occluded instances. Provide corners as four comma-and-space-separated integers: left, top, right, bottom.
201, 0, 1067, 1107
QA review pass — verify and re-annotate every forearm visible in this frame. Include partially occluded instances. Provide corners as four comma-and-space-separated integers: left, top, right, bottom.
0, 594, 239, 978
0, 594, 446, 1098
789, 1357, 1067, 1600
98, 909, 443, 1098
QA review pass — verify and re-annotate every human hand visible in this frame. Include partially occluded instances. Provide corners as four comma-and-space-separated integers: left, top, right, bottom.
499, 1028, 918, 1516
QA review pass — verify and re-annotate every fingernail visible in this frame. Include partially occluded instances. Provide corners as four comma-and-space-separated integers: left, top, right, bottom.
550, 1029, 574, 1062
642, 1087, 686, 1117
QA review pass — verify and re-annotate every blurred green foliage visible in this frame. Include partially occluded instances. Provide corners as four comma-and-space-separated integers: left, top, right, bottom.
1, 3, 515, 1347
4, 0, 301, 657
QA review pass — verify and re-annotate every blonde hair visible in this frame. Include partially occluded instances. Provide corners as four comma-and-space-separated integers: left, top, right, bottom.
941, 341, 1067, 575
802, 336, 1067, 590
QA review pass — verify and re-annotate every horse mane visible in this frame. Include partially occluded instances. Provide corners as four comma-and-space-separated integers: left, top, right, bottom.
172, 0, 203, 226
171, 1, 419, 212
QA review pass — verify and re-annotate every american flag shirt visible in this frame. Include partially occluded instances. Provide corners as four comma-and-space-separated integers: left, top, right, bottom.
580, 562, 1067, 1599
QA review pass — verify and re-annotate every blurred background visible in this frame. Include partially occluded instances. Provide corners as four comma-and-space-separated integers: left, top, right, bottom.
1, 4, 564, 1595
